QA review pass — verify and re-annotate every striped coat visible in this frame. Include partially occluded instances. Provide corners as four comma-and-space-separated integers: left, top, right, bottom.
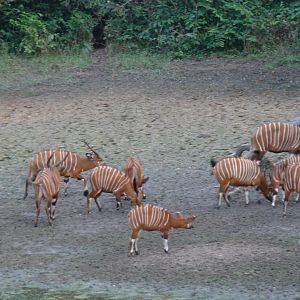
249, 123, 300, 160
123, 157, 149, 199
24, 148, 102, 199
211, 157, 271, 208
83, 165, 139, 213
32, 153, 68, 226
270, 155, 300, 206
282, 164, 300, 215
128, 204, 196, 255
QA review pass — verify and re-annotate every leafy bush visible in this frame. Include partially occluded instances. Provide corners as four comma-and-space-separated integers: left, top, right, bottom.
9, 11, 56, 54
0, 0, 299, 58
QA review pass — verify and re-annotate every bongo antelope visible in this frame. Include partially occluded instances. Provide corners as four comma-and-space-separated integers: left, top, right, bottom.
128, 203, 196, 255
123, 157, 149, 199
282, 164, 300, 215
269, 156, 300, 207
83, 165, 140, 213
246, 123, 300, 162
24, 141, 103, 199
32, 153, 69, 227
210, 157, 271, 208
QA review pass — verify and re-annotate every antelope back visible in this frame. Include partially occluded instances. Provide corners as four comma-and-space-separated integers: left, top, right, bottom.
90, 165, 130, 193
34, 168, 61, 197
128, 204, 171, 230
214, 157, 261, 184
252, 123, 300, 153
31, 150, 88, 176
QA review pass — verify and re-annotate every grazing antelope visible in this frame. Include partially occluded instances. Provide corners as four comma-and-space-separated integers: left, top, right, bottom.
123, 157, 149, 199
128, 203, 196, 255
83, 165, 140, 213
210, 157, 271, 208
282, 164, 300, 215
246, 123, 300, 161
32, 153, 69, 227
24, 141, 103, 199
269, 156, 300, 207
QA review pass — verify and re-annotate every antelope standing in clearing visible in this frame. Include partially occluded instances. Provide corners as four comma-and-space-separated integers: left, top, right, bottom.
123, 157, 149, 199
128, 203, 196, 255
269, 156, 300, 207
245, 123, 300, 162
24, 141, 103, 199
32, 153, 69, 227
282, 164, 300, 216
210, 157, 271, 208
83, 165, 140, 213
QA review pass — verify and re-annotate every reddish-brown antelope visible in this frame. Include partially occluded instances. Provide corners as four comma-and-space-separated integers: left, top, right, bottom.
269, 156, 300, 207
32, 153, 69, 227
128, 203, 196, 255
282, 164, 300, 215
123, 157, 149, 199
210, 157, 271, 208
245, 123, 300, 162
83, 165, 140, 213
24, 141, 103, 199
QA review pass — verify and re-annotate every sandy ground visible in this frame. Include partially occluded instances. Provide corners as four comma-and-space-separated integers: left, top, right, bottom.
0, 50, 299, 300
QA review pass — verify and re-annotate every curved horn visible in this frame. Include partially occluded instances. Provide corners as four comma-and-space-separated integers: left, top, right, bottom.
54, 152, 69, 167
83, 140, 102, 160
47, 153, 55, 168
234, 143, 251, 157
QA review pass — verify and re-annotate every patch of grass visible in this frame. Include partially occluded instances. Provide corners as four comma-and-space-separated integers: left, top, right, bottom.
0, 51, 94, 91
240, 41, 300, 69
108, 46, 170, 72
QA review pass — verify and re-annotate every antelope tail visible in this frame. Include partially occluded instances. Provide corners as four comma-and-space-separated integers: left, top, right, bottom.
83, 174, 90, 197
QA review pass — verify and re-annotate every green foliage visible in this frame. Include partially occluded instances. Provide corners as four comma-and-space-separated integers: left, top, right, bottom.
9, 11, 55, 54
104, 0, 300, 58
0, 0, 299, 58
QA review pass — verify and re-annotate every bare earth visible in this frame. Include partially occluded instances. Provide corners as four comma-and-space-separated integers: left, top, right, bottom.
0, 50, 299, 300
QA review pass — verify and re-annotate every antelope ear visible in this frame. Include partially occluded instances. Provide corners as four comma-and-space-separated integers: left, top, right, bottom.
142, 176, 149, 184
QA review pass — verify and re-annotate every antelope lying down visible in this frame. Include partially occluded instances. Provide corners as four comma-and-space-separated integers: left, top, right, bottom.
24, 141, 102, 199
32, 153, 69, 227
128, 203, 196, 255
269, 156, 300, 207
210, 157, 271, 208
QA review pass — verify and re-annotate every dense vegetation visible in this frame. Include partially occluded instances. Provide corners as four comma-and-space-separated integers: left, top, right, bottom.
0, 0, 299, 58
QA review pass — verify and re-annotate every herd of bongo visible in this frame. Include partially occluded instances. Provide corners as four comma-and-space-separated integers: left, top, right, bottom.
24, 120, 300, 255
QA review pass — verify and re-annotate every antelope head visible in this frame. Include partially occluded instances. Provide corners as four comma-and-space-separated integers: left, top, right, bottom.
83, 140, 103, 165
172, 212, 196, 229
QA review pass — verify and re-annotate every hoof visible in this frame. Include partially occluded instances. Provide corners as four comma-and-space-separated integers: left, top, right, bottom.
164, 249, 168, 254
130, 252, 135, 256
216, 205, 220, 209
142, 195, 146, 200
135, 250, 139, 255
34, 223, 38, 227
